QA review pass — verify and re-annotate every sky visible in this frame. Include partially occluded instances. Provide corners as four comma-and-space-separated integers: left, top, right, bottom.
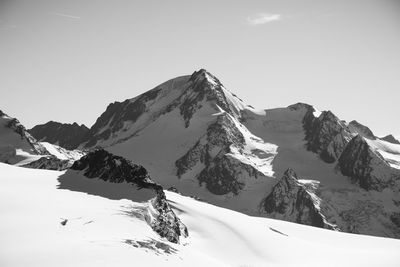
0, 0, 399, 137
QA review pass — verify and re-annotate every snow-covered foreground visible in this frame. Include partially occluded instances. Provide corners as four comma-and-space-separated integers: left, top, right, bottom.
1, 163, 399, 267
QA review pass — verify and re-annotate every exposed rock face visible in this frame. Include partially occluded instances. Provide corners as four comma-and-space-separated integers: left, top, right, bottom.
7, 119, 48, 155
337, 135, 399, 191
381, 134, 400, 145
303, 109, 351, 163
348, 120, 375, 139
178, 69, 241, 127
176, 113, 264, 195
22, 155, 71, 171
29, 121, 89, 150
261, 168, 335, 229
70, 149, 188, 243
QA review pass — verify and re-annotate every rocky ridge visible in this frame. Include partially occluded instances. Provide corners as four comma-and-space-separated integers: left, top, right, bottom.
261, 168, 337, 229
337, 135, 400, 191
29, 121, 89, 150
70, 149, 188, 243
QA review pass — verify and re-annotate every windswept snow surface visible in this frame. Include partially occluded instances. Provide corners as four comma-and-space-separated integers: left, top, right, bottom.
1, 163, 399, 267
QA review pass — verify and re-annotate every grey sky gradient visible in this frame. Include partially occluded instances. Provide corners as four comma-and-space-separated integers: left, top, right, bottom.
0, 0, 399, 137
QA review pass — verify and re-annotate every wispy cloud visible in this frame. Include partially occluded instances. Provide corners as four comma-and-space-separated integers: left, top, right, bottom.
51, 12, 81, 20
247, 13, 282, 26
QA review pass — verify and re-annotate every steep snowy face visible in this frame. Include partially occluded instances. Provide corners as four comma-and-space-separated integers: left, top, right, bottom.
338, 135, 400, 191
29, 121, 89, 150
348, 120, 375, 139
260, 168, 336, 229
68, 149, 188, 243
0, 109, 49, 164
303, 109, 352, 163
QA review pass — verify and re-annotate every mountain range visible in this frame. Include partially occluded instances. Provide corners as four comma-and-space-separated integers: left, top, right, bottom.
1, 69, 400, 240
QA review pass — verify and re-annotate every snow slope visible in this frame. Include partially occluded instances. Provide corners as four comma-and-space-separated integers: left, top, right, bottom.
1, 163, 400, 267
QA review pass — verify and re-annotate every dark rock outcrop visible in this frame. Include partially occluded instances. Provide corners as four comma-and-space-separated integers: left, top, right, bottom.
178, 69, 241, 127
70, 149, 188, 243
29, 121, 89, 150
261, 168, 335, 229
176, 113, 264, 195
348, 120, 375, 139
303, 109, 351, 163
337, 135, 399, 191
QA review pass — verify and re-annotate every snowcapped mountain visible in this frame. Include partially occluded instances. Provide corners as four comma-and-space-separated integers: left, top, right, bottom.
1, 69, 400, 266
1, 162, 400, 267
29, 121, 89, 150
68, 69, 400, 239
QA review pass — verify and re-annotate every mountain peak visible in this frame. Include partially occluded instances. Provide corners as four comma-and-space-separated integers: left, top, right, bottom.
189, 68, 209, 80
381, 134, 400, 145
349, 120, 375, 139
287, 102, 314, 111
29, 121, 90, 150
303, 108, 352, 163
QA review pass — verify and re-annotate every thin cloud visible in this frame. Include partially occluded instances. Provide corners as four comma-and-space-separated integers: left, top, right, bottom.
247, 13, 282, 26
51, 12, 81, 20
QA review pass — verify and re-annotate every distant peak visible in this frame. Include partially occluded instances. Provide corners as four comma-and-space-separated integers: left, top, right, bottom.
318, 110, 339, 122
381, 134, 400, 145
191, 68, 208, 76
189, 69, 221, 85
287, 102, 314, 111
349, 120, 366, 128
348, 120, 375, 139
